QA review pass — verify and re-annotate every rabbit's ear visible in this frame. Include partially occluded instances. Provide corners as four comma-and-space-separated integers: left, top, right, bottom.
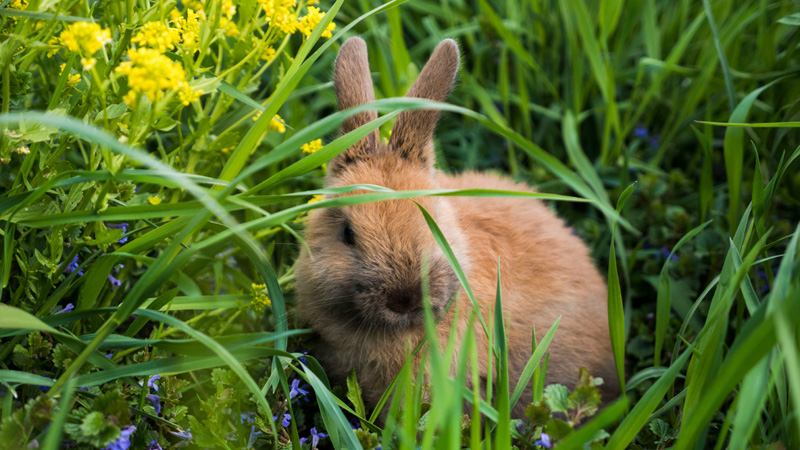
389, 39, 459, 167
331, 37, 378, 173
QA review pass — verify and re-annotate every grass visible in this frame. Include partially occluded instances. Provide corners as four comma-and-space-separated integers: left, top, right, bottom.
0, 0, 799, 449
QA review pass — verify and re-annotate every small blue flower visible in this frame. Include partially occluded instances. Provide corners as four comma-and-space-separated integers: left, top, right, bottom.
107, 223, 129, 244
633, 123, 649, 138
533, 432, 552, 449
240, 412, 256, 424
103, 425, 136, 450
310, 427, 328, 448
108, 274, 122, 290
146, 394, 161, 415
113, 264, 125, 274
169, 428, 192, 440
147, 374, 160, 391
247, 425, 262, 447
290, 379, 309, 399
649, 135, 661, 149
56, 303, 75, 314
61, 255, 83, 276
147, 441, 162, 450
515, 421, 525, 435
273, 413, 291, 427
298, 350, 309, 365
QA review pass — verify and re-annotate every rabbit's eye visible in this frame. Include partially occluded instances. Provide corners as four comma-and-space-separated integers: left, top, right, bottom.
343, 223, 356, 246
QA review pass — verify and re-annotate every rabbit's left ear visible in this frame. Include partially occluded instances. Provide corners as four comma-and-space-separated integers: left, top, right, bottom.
389, 39, 460, 167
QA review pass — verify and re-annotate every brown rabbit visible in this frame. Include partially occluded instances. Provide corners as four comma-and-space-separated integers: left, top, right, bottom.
295, 37, 619, 418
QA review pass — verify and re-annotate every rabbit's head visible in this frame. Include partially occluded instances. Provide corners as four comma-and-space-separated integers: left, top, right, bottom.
296, 38, 467, 332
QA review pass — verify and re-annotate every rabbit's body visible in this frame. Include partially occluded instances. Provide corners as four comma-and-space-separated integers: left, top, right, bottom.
295, 38, 619, 419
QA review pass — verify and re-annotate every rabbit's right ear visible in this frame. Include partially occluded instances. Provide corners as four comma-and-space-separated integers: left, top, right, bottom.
330, 37, 378, 174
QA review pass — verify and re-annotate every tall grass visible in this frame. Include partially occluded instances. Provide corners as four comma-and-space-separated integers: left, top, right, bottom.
1, 0, 799, 449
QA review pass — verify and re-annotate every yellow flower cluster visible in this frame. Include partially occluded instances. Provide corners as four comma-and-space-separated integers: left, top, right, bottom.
131, 21, 182, 53
250, 283, 271, 311
252, 111, 287, 133
297, 7, 335, 38
60, 64, 81, 87
260, 46, 277, 61
148, 196, 162, 205
259, 0, 298, 34
172, 9, 203, 51
117, 48, 186, 104
307, 194, 324, 204
301, 139, 323, 154
55, 22, 112, 68
6, 0, 28, 27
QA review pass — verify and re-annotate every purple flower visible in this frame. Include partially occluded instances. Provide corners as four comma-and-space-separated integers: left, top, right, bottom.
273, 413, 291, 427
108, 223, 129, 244
61, 255, 83, 276
533, 432, 551, 449
147, 374, 160, 391
146, 394, 161, 415
147, 441, 162, 450
310, 427, 328, 448
298, 350, 309, 365
106, 352, 114, 358
290, 379, 309, 399
240, 412, 255, 424
516, 422, 525, 435
56, 303, 75, 314
103, 425, 136, 450
633, 123, 649, 138
169, 428, 192, 440
658, 247, 679, 262
108, 274, 122, 290
113, 264, 125, 274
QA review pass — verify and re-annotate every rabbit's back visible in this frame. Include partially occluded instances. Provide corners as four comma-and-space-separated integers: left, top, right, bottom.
439, 171, 619, 412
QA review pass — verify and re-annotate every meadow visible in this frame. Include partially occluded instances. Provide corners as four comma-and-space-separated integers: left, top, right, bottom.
0, 0, 799, 449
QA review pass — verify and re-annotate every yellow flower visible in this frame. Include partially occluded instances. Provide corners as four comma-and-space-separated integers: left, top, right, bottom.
250, 283, 271, 311
260, 45, 276, 61
148, 196, 162, 205
57, 22, 112, 59
298, 6, 335, 38
258, 0, 298, 34
60, 64, 81, 87
222, 0, 236, 18
301, 139, 323, 154
219, 17, 240, 37
6, 0, 29, 27
173, 9, 203, 51
252, 112, 287, 133
132, 21, 182, 53
307, 194, 324, 203
116, 48, 187, 103
269, 114, 286, 132
178, 82, 203, 106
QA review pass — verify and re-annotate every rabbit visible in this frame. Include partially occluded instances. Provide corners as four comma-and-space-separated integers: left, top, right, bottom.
294, 37, 619, 419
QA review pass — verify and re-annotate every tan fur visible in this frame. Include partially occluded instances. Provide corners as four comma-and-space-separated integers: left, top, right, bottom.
295, 38, 619, 419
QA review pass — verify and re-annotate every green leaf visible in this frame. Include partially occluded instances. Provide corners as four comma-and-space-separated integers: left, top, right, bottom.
544, 384, 570, 413
347, 369, 367, 425
94, 103, 128, 122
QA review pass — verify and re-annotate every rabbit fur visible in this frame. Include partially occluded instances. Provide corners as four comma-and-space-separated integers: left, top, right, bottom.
295, 37, 619, 418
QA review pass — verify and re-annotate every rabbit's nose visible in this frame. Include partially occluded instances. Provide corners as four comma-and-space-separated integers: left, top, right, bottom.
385, 286, 422, 314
